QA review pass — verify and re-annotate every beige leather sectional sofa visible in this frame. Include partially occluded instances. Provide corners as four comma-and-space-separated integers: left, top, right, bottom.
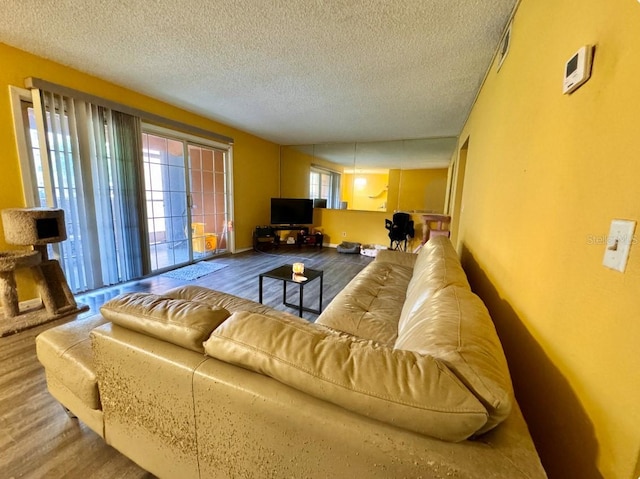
36, 237, 547, 478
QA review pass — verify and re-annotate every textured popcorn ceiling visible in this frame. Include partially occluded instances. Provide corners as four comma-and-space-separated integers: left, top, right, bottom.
0, 0, 516, 147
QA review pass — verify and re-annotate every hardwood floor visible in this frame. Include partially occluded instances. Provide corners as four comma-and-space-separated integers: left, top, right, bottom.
0, 247, 372, 479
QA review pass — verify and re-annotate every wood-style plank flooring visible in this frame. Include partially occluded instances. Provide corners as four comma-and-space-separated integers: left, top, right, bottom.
0, 247, 372, 479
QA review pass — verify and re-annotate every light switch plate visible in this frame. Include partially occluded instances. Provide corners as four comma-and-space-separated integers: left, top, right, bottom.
602, 219, 636, 272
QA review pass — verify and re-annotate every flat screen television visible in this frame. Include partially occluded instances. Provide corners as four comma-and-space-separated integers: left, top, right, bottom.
270, 198, 314, 225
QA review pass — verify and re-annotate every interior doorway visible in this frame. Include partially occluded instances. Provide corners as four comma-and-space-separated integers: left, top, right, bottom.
448, 137, 469, 247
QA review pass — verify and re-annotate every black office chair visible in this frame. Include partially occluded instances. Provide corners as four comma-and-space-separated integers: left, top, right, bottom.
384, 212, 415, 251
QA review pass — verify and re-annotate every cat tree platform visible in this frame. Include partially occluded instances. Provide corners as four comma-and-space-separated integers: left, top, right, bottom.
0, 208, 88, 337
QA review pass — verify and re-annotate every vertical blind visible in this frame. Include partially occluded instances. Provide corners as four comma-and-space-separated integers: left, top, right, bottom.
31, 89, 148, 292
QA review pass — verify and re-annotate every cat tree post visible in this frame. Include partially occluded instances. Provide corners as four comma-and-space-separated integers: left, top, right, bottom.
0, 249, 42, 318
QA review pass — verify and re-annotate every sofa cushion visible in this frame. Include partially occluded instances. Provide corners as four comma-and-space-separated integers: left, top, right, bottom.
100, 293, 230, 353
36, 315, 109, 410
401, 237, 470, 321
315, 261, 413, 345
413, 236, 468, 282
163, 285, 300, 320
395, 286, 513, 433
398, 236, 471, 342
203, 311, 489, 442
400, 236, 469, 321
374, 249, 418, 269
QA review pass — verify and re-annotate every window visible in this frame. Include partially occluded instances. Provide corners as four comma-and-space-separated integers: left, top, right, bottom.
309, 166, 341, 208
18, 92, 146, 292
12, 85, 233, 293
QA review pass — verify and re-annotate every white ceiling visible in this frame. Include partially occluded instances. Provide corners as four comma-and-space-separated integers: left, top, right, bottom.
1, 0, 516, 153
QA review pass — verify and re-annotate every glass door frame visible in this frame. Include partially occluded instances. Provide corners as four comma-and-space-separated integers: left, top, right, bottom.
142, 123, 234, 271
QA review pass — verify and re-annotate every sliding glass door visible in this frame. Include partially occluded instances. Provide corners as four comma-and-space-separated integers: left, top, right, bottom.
142, 129, 231, 272
142, 133, 189, 270
19, 94, 148, 294
188, 144, 228, 260
18, 94, 232, 291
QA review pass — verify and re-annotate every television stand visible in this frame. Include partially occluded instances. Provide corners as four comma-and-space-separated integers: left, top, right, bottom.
253, 226, 323, 251
273, 225, 310, 235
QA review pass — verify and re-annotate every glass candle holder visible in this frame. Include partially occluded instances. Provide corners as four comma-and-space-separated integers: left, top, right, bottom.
292, 262, 305, 275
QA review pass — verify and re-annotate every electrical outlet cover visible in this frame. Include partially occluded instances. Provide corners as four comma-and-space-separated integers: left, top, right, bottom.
602, 219, 636, 272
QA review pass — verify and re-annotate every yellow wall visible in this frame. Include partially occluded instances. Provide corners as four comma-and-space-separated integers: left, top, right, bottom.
387, 169, 401, 213
314, 209, 389, 247
280, 146, 311, 198
342, 172, 389, 211
319, 168, 446, 246
456, 1, 640, 478
396, 168, 448, 213
313, 208, 423, 252
0, 43, 280, 299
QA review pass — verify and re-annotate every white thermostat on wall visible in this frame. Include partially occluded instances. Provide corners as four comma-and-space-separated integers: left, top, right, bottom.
562, 45, 593, 94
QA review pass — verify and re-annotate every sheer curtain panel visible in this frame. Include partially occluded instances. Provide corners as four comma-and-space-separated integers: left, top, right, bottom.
30, 89, 147, 293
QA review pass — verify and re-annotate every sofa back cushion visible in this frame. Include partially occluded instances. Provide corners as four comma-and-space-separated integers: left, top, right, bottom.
394, 286, 513, 433
203, 311, 489, 442
399, 237, 470, 330
316, 261, 413, 345
100, 293, 230, 353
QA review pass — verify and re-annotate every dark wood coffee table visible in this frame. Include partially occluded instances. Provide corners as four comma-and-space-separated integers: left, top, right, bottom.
258, 264, 323, 317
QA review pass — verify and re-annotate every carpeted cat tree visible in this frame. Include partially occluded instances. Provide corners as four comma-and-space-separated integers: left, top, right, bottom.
0, 208, 87, 336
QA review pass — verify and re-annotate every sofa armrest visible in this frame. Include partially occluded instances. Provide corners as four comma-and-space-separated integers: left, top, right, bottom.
375, 249, 417, 269
203, 311, 488, 442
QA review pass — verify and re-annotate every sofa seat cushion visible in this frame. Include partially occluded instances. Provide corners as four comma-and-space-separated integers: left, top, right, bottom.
374, 249, 418, 269
36, 315, 109, 410
395, 286, 513, 434
100, 293, 230, 353
315, 261, 413, 344
203, 311, 489, 442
